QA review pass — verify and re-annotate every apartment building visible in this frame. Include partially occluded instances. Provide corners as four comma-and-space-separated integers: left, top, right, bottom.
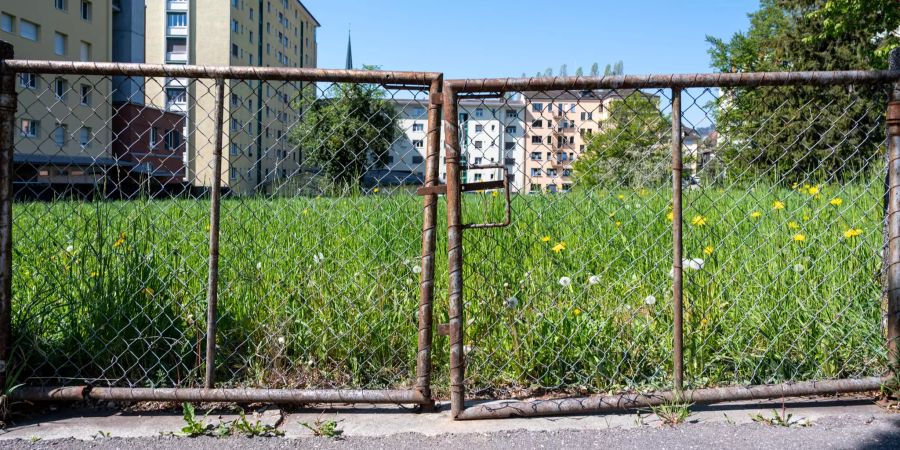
1, 0, 114, 191
522, 90, 626, 193
380, 99, 429, 186
145, 0, 320, 194
458, 98, 526, 192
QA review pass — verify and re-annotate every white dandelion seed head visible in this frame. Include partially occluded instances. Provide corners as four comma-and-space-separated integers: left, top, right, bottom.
255, 261, 263, 270
412, 265, 422, 274
277, 336, 285, 345
503, 282, 509, 288
313, 253, 325, 264
669, 267, 675, 278
685, 258, 705, 271
558, 276, 572, 287
644, 295, 657, 306
793, 263, 805, 273
464, 345, 475, 354
504, 296, 519, 308
65, 245, 74, 253
588, 275, 601, 285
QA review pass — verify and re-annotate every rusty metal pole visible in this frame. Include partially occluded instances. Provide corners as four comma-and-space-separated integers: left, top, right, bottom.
444, 84, 465, 418
0, 41, 15, 392
671, 87, 684, 392
887, 48, 900, 371
415, 75, 443, 409
204, 78, 225, 388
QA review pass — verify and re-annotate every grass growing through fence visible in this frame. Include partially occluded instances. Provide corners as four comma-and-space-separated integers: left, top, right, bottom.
9, 180, 887, 397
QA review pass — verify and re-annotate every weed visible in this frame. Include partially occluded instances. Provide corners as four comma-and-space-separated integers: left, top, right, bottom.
650, 397, 693, 426
750, 408, 810, 427
300, 417, 343, 438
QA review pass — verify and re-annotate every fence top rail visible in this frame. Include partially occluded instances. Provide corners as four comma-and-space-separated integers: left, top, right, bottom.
1, 60, 441, 85
446, 70, 900, 92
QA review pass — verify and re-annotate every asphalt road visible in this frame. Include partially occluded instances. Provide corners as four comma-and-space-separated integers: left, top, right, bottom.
6, 415, 900, 450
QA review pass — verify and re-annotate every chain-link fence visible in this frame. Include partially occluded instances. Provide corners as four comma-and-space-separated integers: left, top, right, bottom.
0, 52, 443, 405
442, 70, 900, 419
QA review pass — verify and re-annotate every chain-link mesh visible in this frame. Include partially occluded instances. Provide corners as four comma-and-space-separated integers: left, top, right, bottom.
451, 81, 889, 402
10, 70, 440, 392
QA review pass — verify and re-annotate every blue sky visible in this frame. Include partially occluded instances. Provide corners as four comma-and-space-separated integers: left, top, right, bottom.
303, 0, 760, 78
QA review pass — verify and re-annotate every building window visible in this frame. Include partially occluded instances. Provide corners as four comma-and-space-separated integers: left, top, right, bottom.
165, 88, 186, 107
412, 123, 424, 132
532, 119, 543, 128
55, 0, 68, 10
529, 152, 541, 160
531, 168, 541, 177
230, 142, 239, 156
249, 8, 253, 19
164, 129, 181, 150
0, 13, 13, 33
167, 12, 187, 29
505, 142, 515, 151
563, 168, 572, 177
530, 136, 542, 144
20, 119, 39, 137
150, 127, 159, 148
413, 139, 424, 148
505, 126, 517, 134
232, 0, 240, 7
547, 168, 558, 178
231, 19, 240, 33
54, 124, 67, 147
54, 78, 67, 100
19, 20, 38, 41
249, 31, 253, 43
231, 43, 239, 58
412, 155, 424, 164
474, 173, 482, 181
230, 167, 238, 180
532, 103, 544, 112
79, 41, 91, 61
473, 141, 483, 149
475, 124, 483, 133
473, 156, 483, 165
80, 1, 92, 21
79, 127, 91, 148
80, 84, 91, 105
474, 108, 484, 118
506, 109, 517, 118
231, 118, 240, 131
54, 33, 67, 56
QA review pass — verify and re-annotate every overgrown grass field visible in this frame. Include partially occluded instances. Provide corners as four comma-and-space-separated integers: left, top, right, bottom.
11, 181, 887, 396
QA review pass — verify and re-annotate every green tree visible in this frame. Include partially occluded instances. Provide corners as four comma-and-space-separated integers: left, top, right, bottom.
590, 63, 600, 77
575, 67, 584, 77
574, 94, 670, 188
289, 76, 398, 187
706, 0, 899, 181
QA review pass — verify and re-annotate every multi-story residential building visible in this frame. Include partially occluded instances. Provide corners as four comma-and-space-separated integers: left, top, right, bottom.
380, 99, 429, 186
522, 90, 629, 193
2, 0, 115, 193
458, 98, 526, 192
145, 0, 319, 195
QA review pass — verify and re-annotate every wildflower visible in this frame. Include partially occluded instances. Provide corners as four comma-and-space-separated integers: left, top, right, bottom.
65, 244, 75, 253
615, 221, 622, 227
90, 271, 98, 278
142, 287, 155, 297
685, 258, 705, 270
803, 215, 810, 221
256, 261, 263, 270
558, 276, 572, 287
788, 221, 799, 230
303, 209, 309, 215
703, 246, 714, 256
541, 236, 552, 243
492, 191, 499, 197
412, 265, 422, 274
373, 188, 380, 194
691, 215, 708, 227
551, 242, 566, 253
793, 233, 806, 242
773, 201, 785, 210
112, 233, 126, 248
793, 263, 805, 273
205, 223, 211, 232
807, 185, 820, 196
617, 194, 625, 200
572, 307, 582, 317
313, 252, 325, 264
843, 228, 863, 239
644, 295, 657, 306
588, 275, 600, 285
277, 336, 285, 345
504, 296, 519, 308
750, 211, 762, 219
830, 198, 843, 207
666, 211, 674, 221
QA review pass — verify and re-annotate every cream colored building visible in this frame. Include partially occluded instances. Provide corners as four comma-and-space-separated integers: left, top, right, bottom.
2, 0, 113, 185
145, 0, 319, 194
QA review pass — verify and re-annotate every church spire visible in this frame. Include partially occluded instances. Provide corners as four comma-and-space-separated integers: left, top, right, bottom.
345, 28, 353, 70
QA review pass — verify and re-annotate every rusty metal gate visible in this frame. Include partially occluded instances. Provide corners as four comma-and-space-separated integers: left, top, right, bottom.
0, 41, 445, 407
442, 67, 900, 419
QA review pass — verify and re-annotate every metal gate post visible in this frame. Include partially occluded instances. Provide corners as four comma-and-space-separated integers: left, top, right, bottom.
415, 75, 443, 409
443, 84, 465, 418
0, 41, 15, 393
204, 78, 226, 388
670, 87, 684, 391
887, 48, 900, 370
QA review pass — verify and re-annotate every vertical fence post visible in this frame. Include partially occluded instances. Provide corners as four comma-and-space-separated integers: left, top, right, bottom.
887, 48, 900, 371
205, 78, 226, 389
444, 84, 465, 418
671, 87, 684, 392
0, 41, 14, 393
415, 75, 443, 409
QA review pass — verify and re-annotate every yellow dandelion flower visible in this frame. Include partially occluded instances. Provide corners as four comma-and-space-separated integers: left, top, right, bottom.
830, 198, 843, 207
617, 194, 625, 200
691, 215, 708, 227
90, 271, 98, 278
793, 233, 806, 242
112, 233, 127, 248
573, 307, 582, 317
373, 188, 379, 193
666, 211, 674, 221
773, 201, 785, 210
551, 242, 566, 253
541, 236, 552, 243
615, 221, 622, 227
492, 191, 499, 197
788, 221, 799, 230
807, 186, 820, 196
750, 211, 762, 219
791, 183, 799, 190
843, 228, 863, 239
703, 246, 714, 255
802, 215, 810, 221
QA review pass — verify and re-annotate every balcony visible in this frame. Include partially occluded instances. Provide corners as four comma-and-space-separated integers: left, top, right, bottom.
553, 126, 576, 135
166, 102, 187, 113
167, 0, 188, 11
166, 52, 187, 63
167, 25, 187, 37
166, 77, 188, 88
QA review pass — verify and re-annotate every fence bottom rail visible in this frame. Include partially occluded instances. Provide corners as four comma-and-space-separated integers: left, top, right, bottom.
9, 386, 430, 405
454, 377, 889, 420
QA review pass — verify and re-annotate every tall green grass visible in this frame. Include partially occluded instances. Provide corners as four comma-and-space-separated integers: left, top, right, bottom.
10, 180, 887, 396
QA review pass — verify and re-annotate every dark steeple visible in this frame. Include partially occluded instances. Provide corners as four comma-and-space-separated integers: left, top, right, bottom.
345, 28, 353, 70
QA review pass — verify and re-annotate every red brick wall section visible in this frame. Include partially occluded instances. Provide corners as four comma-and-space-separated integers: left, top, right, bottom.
112, 102, 186, 184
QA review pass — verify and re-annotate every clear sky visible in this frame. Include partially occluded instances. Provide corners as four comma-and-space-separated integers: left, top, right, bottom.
302, 0, 761, 79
